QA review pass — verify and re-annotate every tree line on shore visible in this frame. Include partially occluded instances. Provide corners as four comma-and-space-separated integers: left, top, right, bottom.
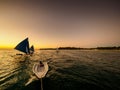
40, 46, 120, 50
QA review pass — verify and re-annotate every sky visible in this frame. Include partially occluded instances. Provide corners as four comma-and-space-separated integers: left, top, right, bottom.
0, 0, 120, 49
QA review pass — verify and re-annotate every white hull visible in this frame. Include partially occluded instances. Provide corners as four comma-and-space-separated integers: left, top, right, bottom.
33, 62, 48, 78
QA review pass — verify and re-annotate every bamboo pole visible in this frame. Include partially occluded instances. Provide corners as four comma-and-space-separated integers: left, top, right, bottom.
41, 78, 43, 90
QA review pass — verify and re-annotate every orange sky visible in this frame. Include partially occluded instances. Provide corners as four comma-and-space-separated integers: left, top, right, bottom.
0, 1, 120, 49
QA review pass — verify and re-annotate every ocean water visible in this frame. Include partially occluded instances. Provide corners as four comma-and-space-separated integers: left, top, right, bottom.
0, 49, 120, 90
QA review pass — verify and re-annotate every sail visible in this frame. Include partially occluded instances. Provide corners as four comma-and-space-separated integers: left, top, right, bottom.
30, 45, 34, 54
14, 38, 30, 54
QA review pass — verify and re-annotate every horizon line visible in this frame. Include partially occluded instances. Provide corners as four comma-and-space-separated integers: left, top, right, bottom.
0, 46, 120, 49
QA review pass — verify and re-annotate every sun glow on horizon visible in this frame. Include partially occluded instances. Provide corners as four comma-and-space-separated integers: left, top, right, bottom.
0, 1, 120, 49
0, 45, 13, 49
0, 41, 56, 49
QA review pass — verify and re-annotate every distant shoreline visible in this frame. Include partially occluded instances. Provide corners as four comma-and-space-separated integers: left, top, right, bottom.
40, 46, 120, 50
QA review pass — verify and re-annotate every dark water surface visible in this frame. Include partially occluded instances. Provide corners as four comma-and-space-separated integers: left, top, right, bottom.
0, 50, 120, 90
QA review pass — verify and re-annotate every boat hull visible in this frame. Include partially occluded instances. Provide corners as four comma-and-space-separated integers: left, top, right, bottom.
33, 62, 48, 78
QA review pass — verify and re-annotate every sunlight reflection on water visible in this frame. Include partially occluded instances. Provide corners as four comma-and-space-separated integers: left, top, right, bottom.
0, 50, 120, 90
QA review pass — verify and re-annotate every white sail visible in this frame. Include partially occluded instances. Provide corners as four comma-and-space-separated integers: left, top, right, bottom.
30, 45, 34, 54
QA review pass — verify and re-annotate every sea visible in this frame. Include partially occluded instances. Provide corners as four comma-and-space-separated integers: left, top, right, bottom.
0, 49, 120, 90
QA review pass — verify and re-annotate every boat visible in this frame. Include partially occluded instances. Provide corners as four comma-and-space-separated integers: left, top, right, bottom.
56, 47, 59, 54
25, 61, 48, 86
14, 38, 34, 55
33, 61, 48, 90
32, 61, 48, 78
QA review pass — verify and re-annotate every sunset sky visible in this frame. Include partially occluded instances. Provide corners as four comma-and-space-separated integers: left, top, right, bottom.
0, 0, 120, 49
